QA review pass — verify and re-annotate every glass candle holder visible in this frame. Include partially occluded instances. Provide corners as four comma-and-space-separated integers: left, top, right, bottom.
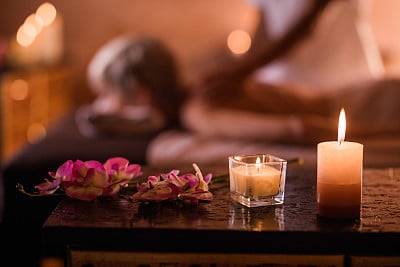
229, 154, 287, 207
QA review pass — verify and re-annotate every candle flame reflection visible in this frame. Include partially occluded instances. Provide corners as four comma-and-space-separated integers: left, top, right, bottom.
338, 108, 346, 145
256, 156, 261, 171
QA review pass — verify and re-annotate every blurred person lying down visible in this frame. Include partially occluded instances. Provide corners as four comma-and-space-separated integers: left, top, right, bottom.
180, 0, 400, 144
147, 0, 400, 167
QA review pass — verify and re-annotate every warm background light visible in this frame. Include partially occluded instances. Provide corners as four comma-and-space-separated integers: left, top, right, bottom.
35, 2, 57, 26
9, 79, 29, 101
22, 17, 38, 38
25, 13, 43, 36
27, 123, 47, 144
15, 2, 57, 47
227, 29, 252, 55
16, 25, 35, 47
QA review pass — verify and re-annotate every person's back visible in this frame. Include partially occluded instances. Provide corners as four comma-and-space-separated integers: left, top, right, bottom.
179, 0, 400, 144
146, 0, 400, 167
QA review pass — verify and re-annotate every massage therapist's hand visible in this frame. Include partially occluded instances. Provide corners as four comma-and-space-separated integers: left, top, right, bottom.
296, 114, 338, 145
195, 65, 246, 106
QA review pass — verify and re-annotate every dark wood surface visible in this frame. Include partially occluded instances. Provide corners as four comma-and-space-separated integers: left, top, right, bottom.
42, 166, 400, 256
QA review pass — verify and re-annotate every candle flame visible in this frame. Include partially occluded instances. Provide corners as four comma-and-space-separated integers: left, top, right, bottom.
256, 156, 261, 171
338, 108, 346, 145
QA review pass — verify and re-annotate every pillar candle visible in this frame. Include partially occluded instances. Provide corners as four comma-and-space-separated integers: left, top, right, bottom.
317, 109, 363, 219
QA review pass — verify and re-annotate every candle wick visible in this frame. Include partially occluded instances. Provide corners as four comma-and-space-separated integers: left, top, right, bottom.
338, 138, 345, 146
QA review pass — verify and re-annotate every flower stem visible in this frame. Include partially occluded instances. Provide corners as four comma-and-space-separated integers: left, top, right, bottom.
16, 183, 65, 197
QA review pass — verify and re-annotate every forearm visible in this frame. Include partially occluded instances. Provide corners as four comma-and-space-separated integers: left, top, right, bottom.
230, 0, 332, 77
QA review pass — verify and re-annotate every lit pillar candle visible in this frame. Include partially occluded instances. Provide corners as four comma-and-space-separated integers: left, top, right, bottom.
317, 109, 363, 219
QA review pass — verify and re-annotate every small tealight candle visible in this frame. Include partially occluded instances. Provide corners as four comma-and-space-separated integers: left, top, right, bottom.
233, 156, 281, 197
229, 154, 287, 207
317, 109, 363, 219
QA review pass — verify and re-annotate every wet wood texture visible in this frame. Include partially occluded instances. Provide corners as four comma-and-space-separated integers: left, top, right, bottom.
42, 166, 400, 256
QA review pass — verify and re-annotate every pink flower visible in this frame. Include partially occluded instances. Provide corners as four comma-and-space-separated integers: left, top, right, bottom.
33, 158, 213, 204
35, 157, 142, 201
131, 163, 213, 204
102, 157, 142, 196
34, 178, 61, 195
35, 160, 75, 195
63, 160, 109, 201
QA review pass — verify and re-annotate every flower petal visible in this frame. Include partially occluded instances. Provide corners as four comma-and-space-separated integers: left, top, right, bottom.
65, 185, 103, 201
35, 178, 61, 195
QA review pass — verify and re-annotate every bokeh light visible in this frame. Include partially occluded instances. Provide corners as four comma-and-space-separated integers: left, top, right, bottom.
16, 2, 57, 47
9, 79, 29, 101
27, 123, 47, 144
227, 29, 252, 55
36, 2, 57, 26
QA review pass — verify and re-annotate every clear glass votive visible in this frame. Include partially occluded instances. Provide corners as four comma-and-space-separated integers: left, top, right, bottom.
229, 154, 287, 207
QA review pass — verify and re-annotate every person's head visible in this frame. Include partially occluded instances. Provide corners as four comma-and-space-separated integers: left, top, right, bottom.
87, 34, 185, 126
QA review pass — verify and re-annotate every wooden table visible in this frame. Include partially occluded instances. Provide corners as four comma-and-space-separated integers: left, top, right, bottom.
42, 166, 400, 267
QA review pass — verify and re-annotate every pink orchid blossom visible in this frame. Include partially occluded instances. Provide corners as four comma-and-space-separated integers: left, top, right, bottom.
102, 157, 142, 196
33, 158, 213, 204
35, 159, 74, 195
35, 157, 142, 201
63, 160, 109, 201
34, 178, 61, 195
131, 163, 213, 204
